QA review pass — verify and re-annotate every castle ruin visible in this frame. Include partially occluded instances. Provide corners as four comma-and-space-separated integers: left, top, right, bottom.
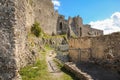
0, 0, 119, 80
57, 15, 103, 37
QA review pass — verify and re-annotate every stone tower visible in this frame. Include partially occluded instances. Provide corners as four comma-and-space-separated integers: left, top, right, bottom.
68, 16, 83, 37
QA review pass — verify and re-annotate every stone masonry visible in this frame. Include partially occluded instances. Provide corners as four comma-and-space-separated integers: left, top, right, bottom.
57, 15, 103, 37
69, 32, 120, 71
0, 0, 20, 79
0, 0, 62, 79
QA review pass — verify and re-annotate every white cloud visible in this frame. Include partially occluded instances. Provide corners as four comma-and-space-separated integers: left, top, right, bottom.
89, 12, 120, 34
52, 0, 60, 10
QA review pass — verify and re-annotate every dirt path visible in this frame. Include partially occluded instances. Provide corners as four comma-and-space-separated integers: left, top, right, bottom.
46, 50, 63, 79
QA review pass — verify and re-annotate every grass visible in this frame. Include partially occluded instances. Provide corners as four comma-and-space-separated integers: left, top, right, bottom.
54, 59, 77, 80
20, 46, 76, 80
20, 32, 73, 80
20, 45, 53, 80
20, 51, 51, 80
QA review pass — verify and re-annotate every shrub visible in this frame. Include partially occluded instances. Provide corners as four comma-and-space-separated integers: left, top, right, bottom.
31, 22, 41, 37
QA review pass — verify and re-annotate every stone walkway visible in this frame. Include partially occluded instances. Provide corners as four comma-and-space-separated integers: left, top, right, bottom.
46, 50, 63, 78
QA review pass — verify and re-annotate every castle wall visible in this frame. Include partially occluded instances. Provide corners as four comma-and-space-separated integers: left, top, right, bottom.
68, 16, 83, 37
69, 38, 91, 49
0, 0, 20, 79
33, 0, 58, 35
82, 25, 103, 37
90, 28, 103, 36
91, 33, 120, 59
69, 33, 120, 71
68, 16, 103, 37
14, 0, 37, 70
0, 0, 58, 79
82, 25, 91, 37
57, 15, 68, 35
69, 38, 91, 62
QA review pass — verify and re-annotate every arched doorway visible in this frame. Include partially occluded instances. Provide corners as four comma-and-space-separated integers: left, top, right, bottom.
80, 27, 82, 37
59, 22, 63, 30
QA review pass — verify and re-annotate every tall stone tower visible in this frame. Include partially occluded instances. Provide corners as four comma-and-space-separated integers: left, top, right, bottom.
68, 16, 83, 37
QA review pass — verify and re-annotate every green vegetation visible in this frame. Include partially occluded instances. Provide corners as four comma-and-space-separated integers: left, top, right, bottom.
29, 0, 33, 6
54, 59, 77, 80
71, 35, 78, 38
30, 21, 53, 38
20, 49, 51, 80
20, 45, 75, 80
21, 23, 72, 80
31, 21, 42, 37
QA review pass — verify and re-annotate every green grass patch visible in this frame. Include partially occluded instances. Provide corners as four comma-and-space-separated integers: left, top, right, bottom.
20, 51, 51, 80
54, 59, 77, 80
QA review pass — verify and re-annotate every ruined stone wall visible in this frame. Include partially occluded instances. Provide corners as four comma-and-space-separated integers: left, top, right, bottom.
57, 15, 68, 35
33, 0, 59, 35
14, 0, 60, 77
14, 0, 27, 70
68, 16, 103, 37
69, 38, 91, 62
82, 25, 91, 37
68, 16, 83, 37
90, 28, 103, 37
14, 0, 38, 70
0, 0, 58, 79
64, 62, 93, 80
69, 32, 120, 71
0, 0, 21, 79
82, 25, 103, 37
69, 38, 91, 49
91, 33, 120, 59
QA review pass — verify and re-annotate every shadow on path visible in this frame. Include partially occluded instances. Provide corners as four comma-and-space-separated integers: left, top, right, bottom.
77, 62, 120, 80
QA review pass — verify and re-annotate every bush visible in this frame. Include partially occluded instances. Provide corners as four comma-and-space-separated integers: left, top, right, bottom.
31, 22, 41, 37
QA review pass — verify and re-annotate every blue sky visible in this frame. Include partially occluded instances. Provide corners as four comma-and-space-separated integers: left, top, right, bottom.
52, 0, 120, 34
57, 0, 120, 23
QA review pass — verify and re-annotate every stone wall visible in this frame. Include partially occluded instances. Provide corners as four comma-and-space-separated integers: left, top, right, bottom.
0, 0, 59, 79
64, 62, 93, 80
68, 16, 83, 37
91, 32, 120, 59
33, 0, 58, 35
0, 0, 20, 79
68, 32, 120, 71
82, 25, 103, 37
57, 15, 69, 35
69, 37, 91, 49
14, 0, 39, 70
68, 16, 103, 37
69, 37, 91, 62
